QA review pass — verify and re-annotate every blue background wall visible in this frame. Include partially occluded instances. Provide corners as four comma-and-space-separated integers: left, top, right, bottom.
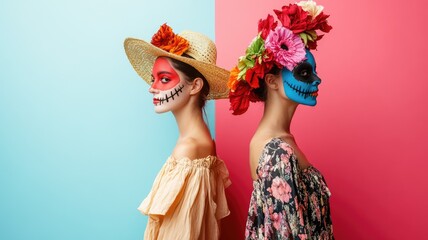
0, 0, 215, 239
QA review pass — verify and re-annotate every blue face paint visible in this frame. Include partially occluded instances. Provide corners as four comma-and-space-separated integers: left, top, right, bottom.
281, 49, 321, 106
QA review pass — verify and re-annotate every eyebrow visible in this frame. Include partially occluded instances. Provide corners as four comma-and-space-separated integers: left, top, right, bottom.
155, 71, 172, 75
151, 71, 173, 79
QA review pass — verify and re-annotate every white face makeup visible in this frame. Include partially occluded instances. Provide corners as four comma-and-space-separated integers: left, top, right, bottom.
150, 57, 191, 113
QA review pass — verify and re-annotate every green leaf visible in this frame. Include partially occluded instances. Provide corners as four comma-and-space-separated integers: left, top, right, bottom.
307, 30, 318, 41
300, 33, 308, 45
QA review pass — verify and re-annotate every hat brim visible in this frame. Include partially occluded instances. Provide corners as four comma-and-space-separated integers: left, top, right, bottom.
124, 38, 230, 100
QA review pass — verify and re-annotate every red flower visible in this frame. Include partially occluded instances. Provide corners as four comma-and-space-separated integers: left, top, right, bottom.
263, 43, 283, 70
151, 23, 189, 55
245, 62, 262, 89
307, 34, 323, 49
309, 12, 332, 33
274, 4, 311, 34
244, 49, 275, 89
258, 14, 278, 40
229, 81, 261, 115
274, 4, 332, 50
305, 12, 332, 49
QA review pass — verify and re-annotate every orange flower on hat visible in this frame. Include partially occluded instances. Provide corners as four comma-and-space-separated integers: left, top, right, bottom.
151, 23, 189, 56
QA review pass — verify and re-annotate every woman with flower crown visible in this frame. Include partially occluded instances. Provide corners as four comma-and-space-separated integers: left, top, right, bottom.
227, 1, 334, 239
124, 24, 231, 240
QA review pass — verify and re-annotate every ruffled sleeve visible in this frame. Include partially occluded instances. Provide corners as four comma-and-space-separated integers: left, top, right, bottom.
211, 157, 231, 220
138, 157, 192, 216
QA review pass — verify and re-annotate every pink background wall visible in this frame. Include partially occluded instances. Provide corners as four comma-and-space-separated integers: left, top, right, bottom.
216, 0, 428, 239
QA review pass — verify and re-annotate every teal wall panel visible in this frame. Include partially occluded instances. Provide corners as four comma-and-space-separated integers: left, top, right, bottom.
0, 0, 215, 239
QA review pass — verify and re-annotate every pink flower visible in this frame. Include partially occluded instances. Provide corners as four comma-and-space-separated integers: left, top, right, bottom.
264, 26, 306, 71
280, 153, 290, 164
320, 232, 330, 240
298, 205, 305, 225
262, 153, 272, 164
299, 234, 308, 240
270, 176, 292, 202
280, 142, 293, 153
311, 193, 321, 220
272, 212, 282, 230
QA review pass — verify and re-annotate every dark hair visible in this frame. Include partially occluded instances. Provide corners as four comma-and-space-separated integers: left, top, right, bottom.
168, 57, 210, 109
253, 65, 281, 101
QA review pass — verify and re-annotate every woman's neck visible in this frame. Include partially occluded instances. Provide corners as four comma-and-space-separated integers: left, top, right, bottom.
257, 95, 298, 136
173, 104, 208, 138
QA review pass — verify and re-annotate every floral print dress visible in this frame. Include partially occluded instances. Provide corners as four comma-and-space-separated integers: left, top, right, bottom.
246, 138, 334, 240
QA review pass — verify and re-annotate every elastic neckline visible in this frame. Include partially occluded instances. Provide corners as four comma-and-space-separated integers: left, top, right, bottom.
169, 155, 216, 161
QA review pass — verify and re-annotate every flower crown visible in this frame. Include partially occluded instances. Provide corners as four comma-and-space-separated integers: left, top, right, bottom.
228, 0, 332, 115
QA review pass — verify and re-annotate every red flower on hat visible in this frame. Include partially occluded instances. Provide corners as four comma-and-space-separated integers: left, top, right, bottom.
151, 23, 189, 55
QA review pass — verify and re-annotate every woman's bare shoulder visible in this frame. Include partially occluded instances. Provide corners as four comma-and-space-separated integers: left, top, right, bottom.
172, 136, 215, 160
249, 135, 274, 179
250, 134, 275, 152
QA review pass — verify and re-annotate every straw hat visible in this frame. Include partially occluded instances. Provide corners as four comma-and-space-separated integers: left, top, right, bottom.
124, 25, 229, 99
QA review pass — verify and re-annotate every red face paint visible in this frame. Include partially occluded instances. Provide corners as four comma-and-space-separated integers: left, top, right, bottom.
151, 57, 181, 91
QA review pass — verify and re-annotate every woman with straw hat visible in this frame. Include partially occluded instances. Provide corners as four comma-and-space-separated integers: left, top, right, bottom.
227, 1, 334, 239
124, 24, 231, 239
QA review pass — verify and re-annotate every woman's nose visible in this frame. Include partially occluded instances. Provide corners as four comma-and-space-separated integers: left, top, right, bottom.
312, 74, 322, 86
148, 86, 158, 94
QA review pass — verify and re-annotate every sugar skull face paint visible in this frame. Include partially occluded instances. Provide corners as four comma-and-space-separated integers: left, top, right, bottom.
281, 50, 321, 106
150, 57, 191, 113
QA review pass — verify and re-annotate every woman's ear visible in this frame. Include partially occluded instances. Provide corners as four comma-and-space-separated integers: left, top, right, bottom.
264, 73, 279, 90
190, 77, 204, 95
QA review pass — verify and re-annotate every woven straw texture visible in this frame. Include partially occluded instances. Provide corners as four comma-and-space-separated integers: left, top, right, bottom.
124, 31, 229, 99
